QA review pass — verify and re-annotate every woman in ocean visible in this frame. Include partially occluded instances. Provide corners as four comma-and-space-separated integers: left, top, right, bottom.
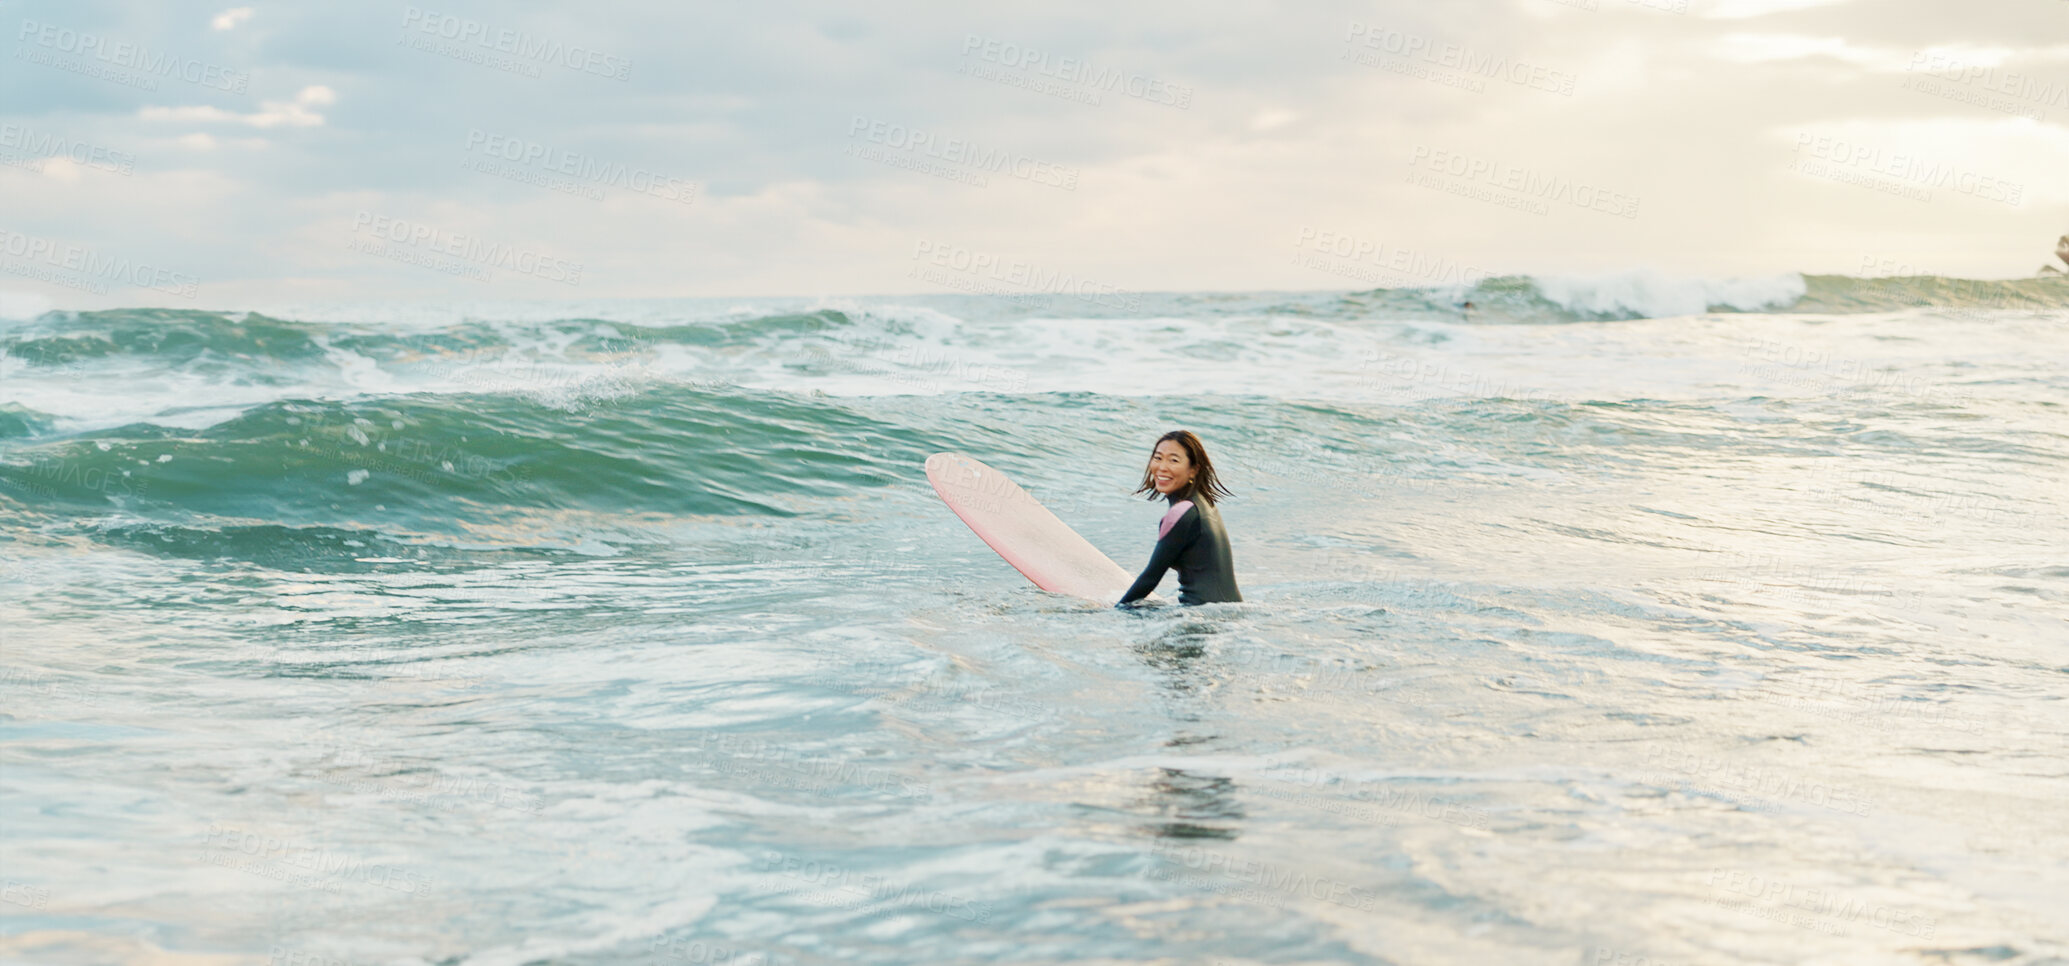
1117, 430, 1243, 607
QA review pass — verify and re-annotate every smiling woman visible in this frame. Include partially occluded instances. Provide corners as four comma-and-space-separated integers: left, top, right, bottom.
1118, 429, 1242, 607
7, 0, 2069, 960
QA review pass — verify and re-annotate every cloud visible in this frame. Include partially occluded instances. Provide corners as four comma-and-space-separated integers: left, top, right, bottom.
1709, 34, 1906, 69
139, 86, 336, 129
1249, 110, 1298, 133
1702, 0, 1850, 19
5, 0, 2066, 307
212, 7, 255, 31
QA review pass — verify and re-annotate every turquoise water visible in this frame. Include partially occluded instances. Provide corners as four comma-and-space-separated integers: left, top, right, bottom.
2, 276, 2066, 964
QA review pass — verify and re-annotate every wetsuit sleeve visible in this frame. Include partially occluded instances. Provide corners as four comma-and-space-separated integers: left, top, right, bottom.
1118, 506, 1198, 605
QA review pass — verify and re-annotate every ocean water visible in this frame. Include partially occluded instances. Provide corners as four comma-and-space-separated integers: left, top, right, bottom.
1, 274, 2065, 965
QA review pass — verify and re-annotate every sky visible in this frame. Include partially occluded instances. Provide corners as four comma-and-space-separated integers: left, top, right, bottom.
1, 0, 2065, 311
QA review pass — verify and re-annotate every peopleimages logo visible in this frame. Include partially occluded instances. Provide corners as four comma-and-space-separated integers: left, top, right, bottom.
847, 117, 1079, 190
1147, 839, 1381, 911
399, 7, 631, 80
1291, 227, 1491, 286
753, 852, 993, 923
958, 34, 1193, 108
1791, 134, 2024, 207
0, 227, 200, 297
462, 129, 697, 204
1904, 51, 2069, 109
203, 823, 432, 895
15, 19, 249, 92
0, 124, 137, 175
909, 239, 1137, 310
1406, 145, 1640, 218
349, 211, 583, 285
1344, 22, 1577, 95
1707, 868, 1937, 939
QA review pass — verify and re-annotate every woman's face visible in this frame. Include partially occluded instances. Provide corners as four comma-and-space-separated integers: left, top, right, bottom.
1148, 440, 1196, 495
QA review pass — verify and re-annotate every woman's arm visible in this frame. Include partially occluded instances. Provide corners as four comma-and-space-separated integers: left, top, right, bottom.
1118, 503, 1198, 605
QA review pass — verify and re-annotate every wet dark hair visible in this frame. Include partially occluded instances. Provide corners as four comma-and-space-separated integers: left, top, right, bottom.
1132, 430, 1233, 506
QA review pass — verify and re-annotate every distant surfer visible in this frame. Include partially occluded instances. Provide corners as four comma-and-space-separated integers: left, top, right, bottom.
1117, 431, 1243, 607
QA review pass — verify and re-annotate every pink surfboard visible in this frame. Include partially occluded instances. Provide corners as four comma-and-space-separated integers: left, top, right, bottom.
925, 452, 1147, 602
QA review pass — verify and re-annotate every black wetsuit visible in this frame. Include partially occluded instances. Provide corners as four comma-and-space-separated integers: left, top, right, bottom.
1118, 491, 1243, 606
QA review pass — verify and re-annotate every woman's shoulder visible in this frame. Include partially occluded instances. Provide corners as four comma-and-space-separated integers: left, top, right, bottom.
1157, 499, 1197, 539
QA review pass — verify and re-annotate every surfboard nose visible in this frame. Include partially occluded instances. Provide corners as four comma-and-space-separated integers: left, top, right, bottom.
926, 451, 977, 480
